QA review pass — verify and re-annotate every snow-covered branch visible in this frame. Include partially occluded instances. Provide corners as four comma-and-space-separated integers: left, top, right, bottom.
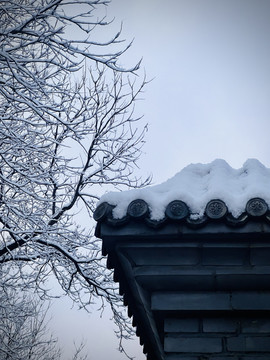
0, 0, 148, 352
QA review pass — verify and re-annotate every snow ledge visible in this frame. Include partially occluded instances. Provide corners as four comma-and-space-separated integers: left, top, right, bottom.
96, 159, 270, 222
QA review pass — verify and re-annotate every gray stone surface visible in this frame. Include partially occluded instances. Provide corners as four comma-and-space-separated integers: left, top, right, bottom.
165, 356, 199, 360
227, 336, 270, 352
250, 247, 270, 265
208, 357, 239, 360
246, 336, 270, 351
202, 247, 248, 266
164, 318, 199, 333
241, 318, 270, 333
127, 247, 200, 266
152, 292, 231, 311
226, 337, 246, 352
240, 357, 270, 360
203, 318, 238, 333
231, 292, 270, 310
98, 220, 270, 360
164, 336, 222, 353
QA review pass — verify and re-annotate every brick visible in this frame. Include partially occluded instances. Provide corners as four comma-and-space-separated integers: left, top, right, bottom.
208, 357, 238, 360
136, 273, 214, 292
227, 336, 246, 351
240, 357, 270, 360
250, 248, 270, 265
246, 336, 270, 351
165, 355, 199, 360
231, 292, 270, 310
216, 274, 270, 291
203, 318, 238, 333
164, 318, 199, 333
227, 336, 270, 352
202, 247, 248, 266
152, 292, 231, 311
242, 318, 270, 333
128, 247, 199, 266
164, 336, 222, 353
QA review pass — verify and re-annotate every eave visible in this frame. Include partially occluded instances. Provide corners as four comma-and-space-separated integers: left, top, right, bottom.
96, 216, 270, 359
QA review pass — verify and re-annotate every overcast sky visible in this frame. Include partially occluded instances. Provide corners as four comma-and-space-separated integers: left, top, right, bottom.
111, 0, 270, 184
52, 1, 270, 359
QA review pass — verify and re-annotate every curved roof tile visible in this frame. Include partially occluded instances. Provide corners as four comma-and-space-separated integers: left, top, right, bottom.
94, 197, 270, 228
94, 160, 270, 229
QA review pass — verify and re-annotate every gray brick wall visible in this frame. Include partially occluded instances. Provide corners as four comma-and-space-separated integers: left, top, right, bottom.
164, 317, 270, 359
115, 236, 270, 360
157, 240, 270, 359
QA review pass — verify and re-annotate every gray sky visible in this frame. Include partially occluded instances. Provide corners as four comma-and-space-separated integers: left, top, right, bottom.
112, 0, 270, 184
52, 0, 270, 359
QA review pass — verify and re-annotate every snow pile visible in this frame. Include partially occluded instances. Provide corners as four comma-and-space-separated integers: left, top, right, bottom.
99, 159, 270, 220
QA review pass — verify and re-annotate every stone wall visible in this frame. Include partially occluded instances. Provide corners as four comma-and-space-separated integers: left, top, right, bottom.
100, 220, 270, 360
164, 316, 270, 359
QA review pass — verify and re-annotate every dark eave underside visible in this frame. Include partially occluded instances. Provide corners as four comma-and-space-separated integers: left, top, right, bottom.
95, 196, 270, 360
97, 218, 270, 360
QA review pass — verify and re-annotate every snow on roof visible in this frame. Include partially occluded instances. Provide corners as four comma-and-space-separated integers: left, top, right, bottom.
98, 159, 270, 220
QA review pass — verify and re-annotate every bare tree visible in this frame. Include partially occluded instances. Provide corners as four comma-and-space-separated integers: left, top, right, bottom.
0, 0, 148, 351
0, 289, 61, 360
0, 284, 88, 360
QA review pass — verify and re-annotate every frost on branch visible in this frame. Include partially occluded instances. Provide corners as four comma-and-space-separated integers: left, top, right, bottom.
0, 281, 88, 360
0, 0, 149, 345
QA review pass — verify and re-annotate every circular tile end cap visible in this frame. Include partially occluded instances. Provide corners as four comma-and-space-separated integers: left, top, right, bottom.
93, 202, 112, 221
165, 200, 189, 220
186, 215, 208, 228
246, 198, 268, 217
205, 199, 228, 219
127, 199, 149, 218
